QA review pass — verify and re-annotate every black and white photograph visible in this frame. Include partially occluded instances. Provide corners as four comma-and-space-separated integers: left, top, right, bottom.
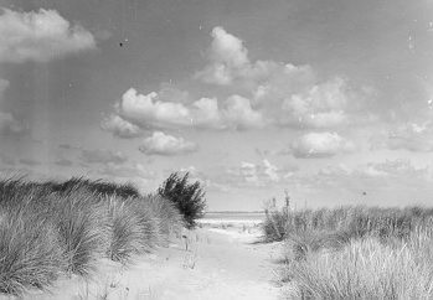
0, 0, 433, 299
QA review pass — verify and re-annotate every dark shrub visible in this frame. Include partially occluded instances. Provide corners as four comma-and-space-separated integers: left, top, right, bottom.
158, 172, 206, 229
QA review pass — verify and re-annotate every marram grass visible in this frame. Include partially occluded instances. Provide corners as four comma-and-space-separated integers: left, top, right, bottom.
0, 177, 183, 296
283, 236, 433, 300
267, 205, 433, 300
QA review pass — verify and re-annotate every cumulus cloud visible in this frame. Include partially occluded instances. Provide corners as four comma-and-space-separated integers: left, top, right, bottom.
279, 78, 349, 128
0, 8, 96, 63
101, 114, 142, 138
115, 88, 263, 131
81, 149, 127, 165
195, 26, 278, 88
139, 131, 198, 156
291, 132, 354, 158
119, 88, 192, 128
223, 95, 265, 129
195, 26, 368, 129
195, 26, 250, 85
191, 97, 223, 128
105, 26, 370, 134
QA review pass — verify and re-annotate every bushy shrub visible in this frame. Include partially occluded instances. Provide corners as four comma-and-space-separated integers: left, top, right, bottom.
158, 172, 206, 229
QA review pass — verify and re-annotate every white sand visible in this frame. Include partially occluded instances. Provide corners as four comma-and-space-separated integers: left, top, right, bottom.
5, 227, 283, 300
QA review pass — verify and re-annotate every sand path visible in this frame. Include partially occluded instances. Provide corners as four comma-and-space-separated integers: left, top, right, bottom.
8, 228, 283, 300
106, 228, 283, 300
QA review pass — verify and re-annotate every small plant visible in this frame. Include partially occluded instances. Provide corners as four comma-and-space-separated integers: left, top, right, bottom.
158, 172, 206, 229
262, 198, 290, 242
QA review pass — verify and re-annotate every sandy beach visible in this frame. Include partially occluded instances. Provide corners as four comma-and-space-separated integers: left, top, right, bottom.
8, 226, 283, 300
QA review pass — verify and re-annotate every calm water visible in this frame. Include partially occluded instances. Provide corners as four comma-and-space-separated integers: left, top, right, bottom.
198, 212, 266, 225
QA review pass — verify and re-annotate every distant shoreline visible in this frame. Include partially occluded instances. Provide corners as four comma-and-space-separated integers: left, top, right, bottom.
204, 211, 264, 214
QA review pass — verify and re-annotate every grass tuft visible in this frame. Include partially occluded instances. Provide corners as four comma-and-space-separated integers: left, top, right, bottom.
0, 202, 65, 295
0, 176, 184, 296
284, 236, 433, 300
268, 204, 433, 299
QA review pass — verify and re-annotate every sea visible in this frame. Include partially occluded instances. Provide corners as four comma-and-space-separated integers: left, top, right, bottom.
197, 211, 266, 226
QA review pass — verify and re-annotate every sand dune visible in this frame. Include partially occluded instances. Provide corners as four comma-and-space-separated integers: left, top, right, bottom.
7, 227, 282, 300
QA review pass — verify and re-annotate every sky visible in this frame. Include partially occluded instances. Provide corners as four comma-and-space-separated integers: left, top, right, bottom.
0, 0, 433, 211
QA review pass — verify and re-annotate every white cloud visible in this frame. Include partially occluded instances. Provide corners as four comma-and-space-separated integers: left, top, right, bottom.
0, 8, 96, 63
81, 149, 127, 165
191, 97, 223, 129
195, 27, 368, 130
158, 83, 191, 103
105, 26, 371, 136
119, 88, 192, 128
115, 88, 264, 131
263, 159, 280, 182
279, 78, 349, 128
139, 131, 198, 156
223, 95, 265, 129
291, 132, 354, 158
100, 114, 142, 138
195, 26, 249, 85
195, 27, 284, 89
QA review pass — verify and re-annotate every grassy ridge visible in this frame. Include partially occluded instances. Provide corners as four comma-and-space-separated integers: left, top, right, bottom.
263, 204, 433, 299
0, 177, 183, 296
